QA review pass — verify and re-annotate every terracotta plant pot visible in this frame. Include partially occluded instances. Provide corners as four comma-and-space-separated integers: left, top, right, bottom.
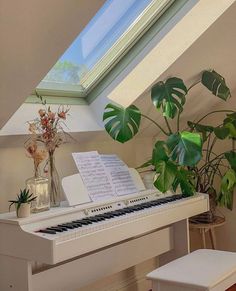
16, 203, 31, 218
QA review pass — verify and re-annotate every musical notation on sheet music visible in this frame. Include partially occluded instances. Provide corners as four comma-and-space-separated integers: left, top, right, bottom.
72, 151, 138, 201
72, 151, 114, 201
101, 154, 137, 196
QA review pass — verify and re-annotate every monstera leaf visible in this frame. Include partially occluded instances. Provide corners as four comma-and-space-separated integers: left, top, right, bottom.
154, 160, 177, 192
223, 112, 236, 138
188, 121, 214, 142
152, 141, 168, 166
225, 151, 236, 171
172, 168, 195, 196
151, 77, 187, 119
218, 169, 236, 210
166, 131, 202, 167
214, 126, 230, 140
201, 70, 231, 100
103, 103, 141, 143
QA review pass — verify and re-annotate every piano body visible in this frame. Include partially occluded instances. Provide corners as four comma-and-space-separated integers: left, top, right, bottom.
0, 169, 209, 291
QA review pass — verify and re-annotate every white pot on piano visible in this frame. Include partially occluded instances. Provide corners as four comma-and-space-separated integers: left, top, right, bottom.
142, 171, 156, 189
16, 203, 31, 218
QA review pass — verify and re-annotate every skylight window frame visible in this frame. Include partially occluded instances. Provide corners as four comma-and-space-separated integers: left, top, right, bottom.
80, 0, 175, 93
35, 0, 174, 99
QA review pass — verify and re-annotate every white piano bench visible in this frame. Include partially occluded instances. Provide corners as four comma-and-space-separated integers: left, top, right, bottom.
146, 249, 236, 291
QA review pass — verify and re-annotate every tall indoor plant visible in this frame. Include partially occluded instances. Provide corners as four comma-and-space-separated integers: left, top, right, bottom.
103, 70, 236, 221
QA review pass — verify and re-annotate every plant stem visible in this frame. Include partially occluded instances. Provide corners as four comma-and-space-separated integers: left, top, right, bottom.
177, 112, 180, 132
198, 152, 225, 172
141, 114, 170, 136
187, 80, 201, 92
196, 110, 235, 124
164, 116, 173, 134
206, 132, 212, 162
208, 136, 217, 161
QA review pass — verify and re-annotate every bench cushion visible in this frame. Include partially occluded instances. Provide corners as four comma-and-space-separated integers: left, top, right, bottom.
147, 249, 236, 289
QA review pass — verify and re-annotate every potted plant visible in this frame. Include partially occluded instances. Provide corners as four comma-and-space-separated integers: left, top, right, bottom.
9, 188, 36, 218
103, 69, 236, 222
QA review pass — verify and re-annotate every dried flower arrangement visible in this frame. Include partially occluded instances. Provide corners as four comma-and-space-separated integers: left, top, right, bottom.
26, 92, 71, 206
25, 140, 47, 176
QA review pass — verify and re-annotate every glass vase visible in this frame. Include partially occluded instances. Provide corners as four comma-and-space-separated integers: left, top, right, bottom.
48, 150, 62, 207
26, 166, 50, 213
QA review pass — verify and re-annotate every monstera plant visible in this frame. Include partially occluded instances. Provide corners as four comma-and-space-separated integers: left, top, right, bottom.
103, 69, 236, 220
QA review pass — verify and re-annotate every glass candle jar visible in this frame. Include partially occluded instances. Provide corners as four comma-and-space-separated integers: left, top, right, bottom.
26, 175, 50, 213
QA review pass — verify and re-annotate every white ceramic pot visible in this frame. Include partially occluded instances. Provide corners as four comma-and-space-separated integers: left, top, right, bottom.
16, 203, 31, 218
142, 171, 156, 189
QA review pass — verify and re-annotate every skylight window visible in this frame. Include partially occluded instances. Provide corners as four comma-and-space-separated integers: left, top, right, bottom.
37, 0, 174, 96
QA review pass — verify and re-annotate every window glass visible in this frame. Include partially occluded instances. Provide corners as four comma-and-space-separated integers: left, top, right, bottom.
38, 0, 153, 90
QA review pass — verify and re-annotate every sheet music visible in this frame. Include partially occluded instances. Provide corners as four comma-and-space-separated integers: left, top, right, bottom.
100, 155, 138, 196
72, 151, 115, 201
72, 152, 138, 201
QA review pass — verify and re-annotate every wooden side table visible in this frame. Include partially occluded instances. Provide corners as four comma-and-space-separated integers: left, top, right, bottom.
189, 216, 225, 249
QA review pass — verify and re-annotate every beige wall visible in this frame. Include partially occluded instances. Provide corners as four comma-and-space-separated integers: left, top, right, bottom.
0, 135, 154, 213
0, 97, 235, 249
0, 134, 155, 290
0, 96, 235, 290
189, 96, 236, 251
208, 98, 236, 252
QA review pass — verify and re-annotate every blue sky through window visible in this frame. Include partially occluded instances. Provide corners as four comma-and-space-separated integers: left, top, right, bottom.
41, 0, 152, 86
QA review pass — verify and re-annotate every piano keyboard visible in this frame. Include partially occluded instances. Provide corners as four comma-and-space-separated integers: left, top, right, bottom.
36, 194, 185, 238
0, 190, 209, 264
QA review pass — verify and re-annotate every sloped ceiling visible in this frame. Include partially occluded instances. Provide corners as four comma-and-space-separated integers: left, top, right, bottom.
1, 0, 236, 143
0, 0, 105, 129
134, 0, 236, 138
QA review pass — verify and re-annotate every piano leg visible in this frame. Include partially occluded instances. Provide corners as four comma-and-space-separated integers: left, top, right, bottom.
159, 219, 190, 266
0, 254, 32, 291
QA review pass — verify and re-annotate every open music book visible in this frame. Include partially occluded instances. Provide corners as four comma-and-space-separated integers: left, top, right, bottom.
62, 151, 145, 206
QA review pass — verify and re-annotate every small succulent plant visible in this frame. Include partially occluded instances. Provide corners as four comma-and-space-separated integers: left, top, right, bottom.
9, 188, 36, 213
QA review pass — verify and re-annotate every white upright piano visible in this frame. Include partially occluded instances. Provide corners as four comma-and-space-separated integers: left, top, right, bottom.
0, 169, 209, 291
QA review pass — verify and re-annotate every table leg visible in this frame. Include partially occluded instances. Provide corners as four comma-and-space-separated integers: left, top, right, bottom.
200, 229, 206, 248
209, 228, 217, 249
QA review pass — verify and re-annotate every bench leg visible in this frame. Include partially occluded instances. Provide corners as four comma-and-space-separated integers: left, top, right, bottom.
200, 229, 206, 248
209, 228, 217, 249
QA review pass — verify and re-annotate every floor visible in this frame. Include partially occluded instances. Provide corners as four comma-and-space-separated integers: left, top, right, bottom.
149, 284, 236, 291
227, 284, 236, 291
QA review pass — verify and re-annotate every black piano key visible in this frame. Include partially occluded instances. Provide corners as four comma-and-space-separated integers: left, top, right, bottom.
42, 195, 186, 234
87, 217, 103, 222
101, 213, 115, 218
39, 229, 57, 235
47, 227, 64, 233
72, 220, 84, 224
113, 210, 127, 215
95, 214, 111, 219
71, 224, 84, 228
77, 220, 93, 225
141, 204, 152, 208
58, 224, 76, 229
122, 209, 134, 213
93, 216, 106, 221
